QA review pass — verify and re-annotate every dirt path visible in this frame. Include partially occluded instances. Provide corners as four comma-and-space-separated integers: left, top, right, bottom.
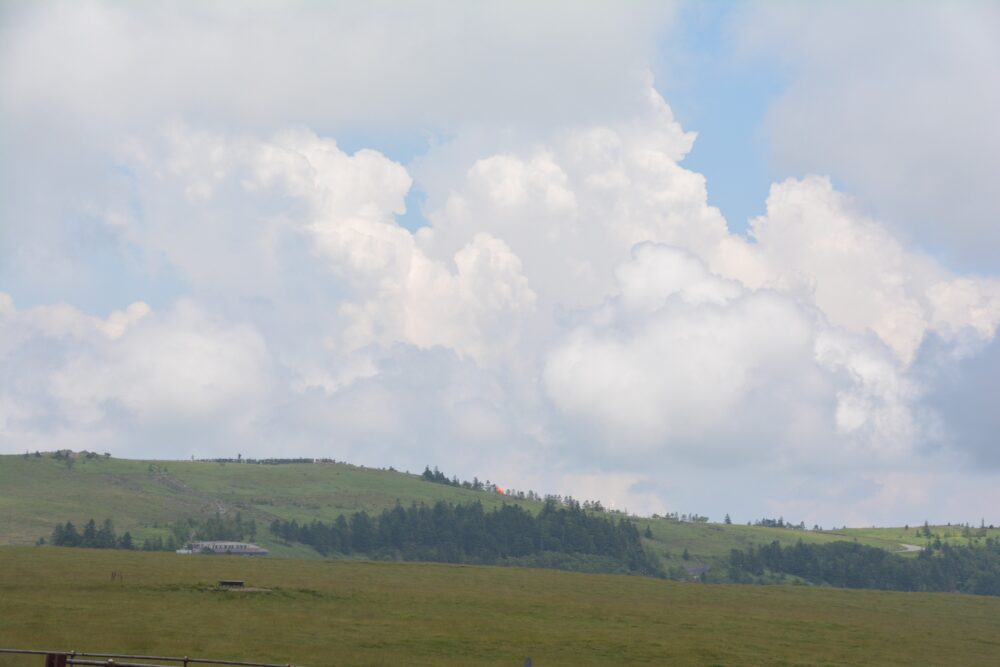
897, 543, 923, 553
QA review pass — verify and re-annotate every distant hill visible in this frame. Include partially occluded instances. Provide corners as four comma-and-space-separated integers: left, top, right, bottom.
0, 453, 542, 558
2, 452, 992, 570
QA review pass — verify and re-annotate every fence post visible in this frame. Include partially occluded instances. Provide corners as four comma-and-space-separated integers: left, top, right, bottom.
44, 654, 67, 667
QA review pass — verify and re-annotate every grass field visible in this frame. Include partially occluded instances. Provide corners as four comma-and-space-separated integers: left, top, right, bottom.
1, 546, 999, 666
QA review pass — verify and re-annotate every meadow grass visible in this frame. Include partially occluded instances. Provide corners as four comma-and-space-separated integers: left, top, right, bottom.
2, 546, 1000, 666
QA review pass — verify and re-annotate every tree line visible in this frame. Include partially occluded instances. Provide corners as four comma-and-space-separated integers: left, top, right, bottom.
47, 512, 257, 552
728, 538, 1000, 596
48, 518, 133, 550
270, 498, 664, 577
420, 465, 544, 502
421, 465, 615, 512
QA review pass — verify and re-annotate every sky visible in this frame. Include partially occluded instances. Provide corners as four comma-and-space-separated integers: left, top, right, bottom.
2, 1, 999, 527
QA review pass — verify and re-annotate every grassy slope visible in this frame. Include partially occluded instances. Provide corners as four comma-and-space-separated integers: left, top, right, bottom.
836, 525, 1000, 550
2, 546, 1000, 666
636, 519, 917, 567
0, 455, 541, 549
0, 454, 963, 564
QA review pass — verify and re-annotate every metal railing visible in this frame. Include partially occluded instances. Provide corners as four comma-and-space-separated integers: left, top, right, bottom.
0, 648, 295, 667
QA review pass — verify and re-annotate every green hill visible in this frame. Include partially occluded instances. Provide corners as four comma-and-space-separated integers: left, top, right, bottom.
0, 453, 543, 558
3, 452, 988, 568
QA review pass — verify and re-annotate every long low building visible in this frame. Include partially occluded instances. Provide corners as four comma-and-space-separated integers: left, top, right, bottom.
176, 541, 269, 556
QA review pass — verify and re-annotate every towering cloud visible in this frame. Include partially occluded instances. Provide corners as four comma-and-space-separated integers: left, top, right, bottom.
1, 2, 998, 524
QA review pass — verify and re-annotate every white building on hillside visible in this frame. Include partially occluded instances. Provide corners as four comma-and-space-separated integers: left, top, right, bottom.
176, 541, 269, 556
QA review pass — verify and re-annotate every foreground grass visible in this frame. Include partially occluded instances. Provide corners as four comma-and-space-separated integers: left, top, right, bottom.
2, 547, 1000, 666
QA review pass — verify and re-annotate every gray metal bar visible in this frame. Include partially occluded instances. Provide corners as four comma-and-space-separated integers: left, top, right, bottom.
0, 649, 293, 667
0, 649, 58, 655
74, 654, 289, 667
69, 661, 175, 667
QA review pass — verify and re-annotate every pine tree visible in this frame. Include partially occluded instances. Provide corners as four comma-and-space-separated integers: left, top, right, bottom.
98, 519, 117, 548
82, 519, 98, 547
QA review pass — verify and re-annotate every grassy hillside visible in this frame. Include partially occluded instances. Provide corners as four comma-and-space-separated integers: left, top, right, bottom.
0, 454, 540, 553
836, 524, 1000, 550
636, 519, 918, 568
2, 546, 999, 666
0, 453, 963, 566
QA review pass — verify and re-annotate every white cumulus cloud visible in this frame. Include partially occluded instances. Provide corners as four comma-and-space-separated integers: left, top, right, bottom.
2, 2, 999, 524
734, 2, 1000, 267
